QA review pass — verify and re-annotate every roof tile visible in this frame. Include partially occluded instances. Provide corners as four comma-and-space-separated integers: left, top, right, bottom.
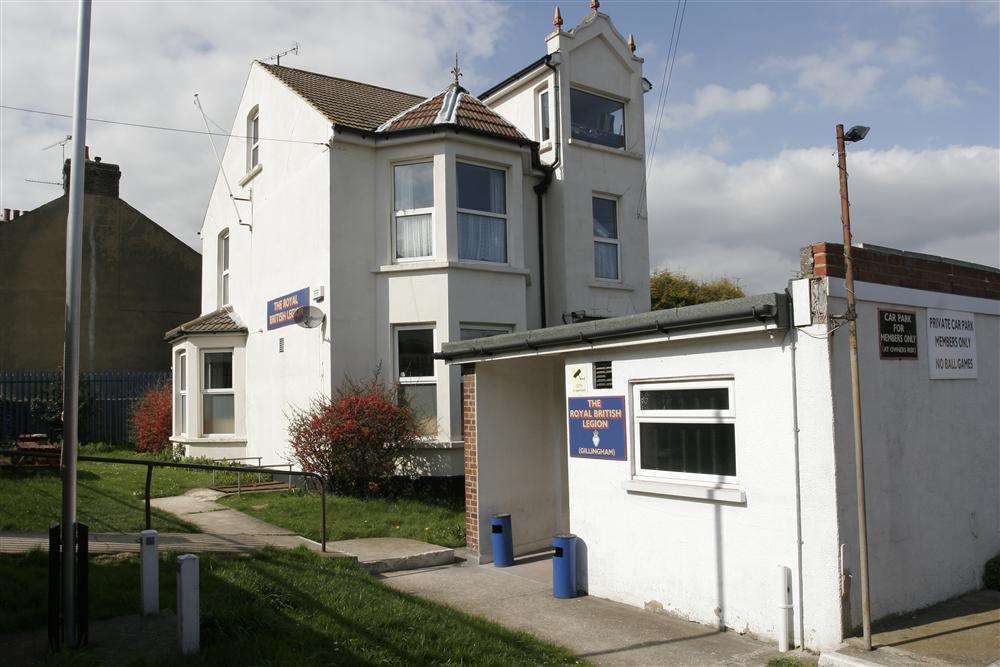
165, 306, 246, 341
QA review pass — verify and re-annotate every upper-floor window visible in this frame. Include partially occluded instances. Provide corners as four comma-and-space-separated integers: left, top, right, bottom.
218, 230, 230, 307
457, 162, 507, 263
593, 196, 620, 280
247, 106, 260, 172
538, 90, 551, 142
394, 162, 434, 260
571, 89, 624, 149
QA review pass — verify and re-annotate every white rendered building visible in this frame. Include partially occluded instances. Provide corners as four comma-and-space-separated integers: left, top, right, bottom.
166, 7, 651, 473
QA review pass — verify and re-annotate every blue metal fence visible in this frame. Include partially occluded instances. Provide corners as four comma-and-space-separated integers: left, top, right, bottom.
0, 370, 170, 445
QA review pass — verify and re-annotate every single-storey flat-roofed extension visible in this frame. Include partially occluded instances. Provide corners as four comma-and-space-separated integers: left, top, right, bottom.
439, 242, 999, 652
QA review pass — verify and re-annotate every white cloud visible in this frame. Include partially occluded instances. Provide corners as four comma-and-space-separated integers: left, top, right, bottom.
707, 135, 732, 156
901, 74, 961, 108
0, 1, 511, 249
646, 146, 1000, 292
766, 41, 885, 108
663, 83, 776, 128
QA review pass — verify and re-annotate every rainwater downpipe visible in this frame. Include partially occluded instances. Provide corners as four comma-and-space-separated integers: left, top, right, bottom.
783, 303, 806, 649
534, 53, 562, 328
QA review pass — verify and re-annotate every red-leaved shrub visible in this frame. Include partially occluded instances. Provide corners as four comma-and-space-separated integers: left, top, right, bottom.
288, 372, 420, 495
131, 385, 173, 454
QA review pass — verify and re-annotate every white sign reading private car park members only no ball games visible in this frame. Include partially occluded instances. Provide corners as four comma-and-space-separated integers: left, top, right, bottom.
926, 308, 977, 380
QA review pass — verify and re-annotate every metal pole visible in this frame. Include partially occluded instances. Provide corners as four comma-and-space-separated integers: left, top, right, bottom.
61, 0, 92, 648
836, 123, 872, 650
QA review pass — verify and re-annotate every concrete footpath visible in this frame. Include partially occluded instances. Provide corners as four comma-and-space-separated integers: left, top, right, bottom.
381, 552, 804, 666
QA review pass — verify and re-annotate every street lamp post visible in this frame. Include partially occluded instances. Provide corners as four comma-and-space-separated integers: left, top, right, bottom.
836, 122, 872, 651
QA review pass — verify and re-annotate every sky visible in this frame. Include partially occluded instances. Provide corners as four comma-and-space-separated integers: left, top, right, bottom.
1, 0, 998, 293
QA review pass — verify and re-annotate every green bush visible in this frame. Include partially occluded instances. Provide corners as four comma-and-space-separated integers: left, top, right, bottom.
985, 553, 1000, 590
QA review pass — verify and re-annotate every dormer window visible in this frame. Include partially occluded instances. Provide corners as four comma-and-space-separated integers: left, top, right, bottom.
571, 88, 624, 149
246, 106, 260, 172
457, 162, 507, 263
393, 162, 434, 260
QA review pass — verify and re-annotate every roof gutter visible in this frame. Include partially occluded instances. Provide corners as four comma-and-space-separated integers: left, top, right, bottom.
436, 293, 790, 362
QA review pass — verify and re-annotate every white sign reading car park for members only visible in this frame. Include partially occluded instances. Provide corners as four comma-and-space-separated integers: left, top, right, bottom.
926, 308, 977, 380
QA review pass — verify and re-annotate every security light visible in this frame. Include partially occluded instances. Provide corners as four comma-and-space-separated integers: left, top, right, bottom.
844, 125, 870, 142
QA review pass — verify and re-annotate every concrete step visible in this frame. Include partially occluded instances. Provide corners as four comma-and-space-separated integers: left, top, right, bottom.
329, 537, 455, 574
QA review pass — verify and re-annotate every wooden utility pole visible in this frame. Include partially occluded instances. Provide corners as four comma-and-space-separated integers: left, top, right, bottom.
836, 123, 872, 651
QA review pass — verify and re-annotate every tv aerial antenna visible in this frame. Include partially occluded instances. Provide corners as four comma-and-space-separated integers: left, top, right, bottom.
293, 305, 325, 329
265, 42, 300, 66
42, 135, 73, 161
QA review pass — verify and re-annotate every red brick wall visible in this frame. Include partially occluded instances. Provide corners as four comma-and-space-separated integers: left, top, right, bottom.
461, 364, 479, 553
802, 242, 1000, 300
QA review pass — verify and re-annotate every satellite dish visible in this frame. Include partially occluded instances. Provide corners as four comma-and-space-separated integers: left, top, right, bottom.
293, 306, 325, 329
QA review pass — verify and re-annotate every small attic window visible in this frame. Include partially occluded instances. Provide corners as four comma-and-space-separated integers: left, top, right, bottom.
246, 106, 260, 172
594, 361, 613, 389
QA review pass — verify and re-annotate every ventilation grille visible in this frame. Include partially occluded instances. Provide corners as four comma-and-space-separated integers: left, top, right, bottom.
278, 337, 285, 353
593, 361, 613, 389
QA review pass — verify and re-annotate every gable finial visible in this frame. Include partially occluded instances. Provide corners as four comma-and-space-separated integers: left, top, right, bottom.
450, 52, 463, 87
628, 33, 636, 53
553, 6, 563, 28
590, 0, 600, 11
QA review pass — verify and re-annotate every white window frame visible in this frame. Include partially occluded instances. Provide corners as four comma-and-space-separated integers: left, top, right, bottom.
456, 160, 509, 265
246, 106, 260, 172
570, 87, 626, 149
392, 160, 435, 262
631, 379, 737, 485
174, 350, 187, 436
459, 323, 512, 341
537, 88, 551, 143
218, 229, 230, 307
394, 325, 437, 438
593, 194, 621, 282
201, 348, 235, 437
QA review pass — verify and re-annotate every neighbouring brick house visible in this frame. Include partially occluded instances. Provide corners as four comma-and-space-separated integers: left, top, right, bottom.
0, 155, 201, 372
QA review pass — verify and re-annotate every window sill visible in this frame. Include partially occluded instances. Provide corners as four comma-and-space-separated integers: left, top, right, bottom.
621, 478, 746, 504
239, 164, 262, 187
375, 261, 530, 277
590, 280, 633, 291
568, 137, 643, 160
170, 436, 246, 445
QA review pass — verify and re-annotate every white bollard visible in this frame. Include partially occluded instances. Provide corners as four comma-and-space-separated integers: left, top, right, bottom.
139, 529, 159, 615
176, 554, 200, 655
777, 565, 793, 652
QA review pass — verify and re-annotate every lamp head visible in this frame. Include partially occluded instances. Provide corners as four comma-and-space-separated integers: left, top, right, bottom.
844, 125, 870, 143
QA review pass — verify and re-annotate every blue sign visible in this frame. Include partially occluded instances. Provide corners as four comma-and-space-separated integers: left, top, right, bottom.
267, 287, 309, 330
567, 396, 627, 460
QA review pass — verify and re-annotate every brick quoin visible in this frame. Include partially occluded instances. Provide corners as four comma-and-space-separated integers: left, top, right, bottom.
802, 242, 1000, 300
461, 364, 478, 553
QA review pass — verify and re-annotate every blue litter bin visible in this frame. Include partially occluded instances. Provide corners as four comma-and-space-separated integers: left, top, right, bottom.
552, 533, 578, 598
490, 514, 514, 567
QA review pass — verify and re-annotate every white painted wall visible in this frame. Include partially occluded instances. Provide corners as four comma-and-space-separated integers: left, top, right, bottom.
821, 278, 1000, 629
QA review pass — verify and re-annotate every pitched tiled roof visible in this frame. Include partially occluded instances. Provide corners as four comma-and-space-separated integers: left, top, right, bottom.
260, 62, 425, 132
165, 306, 247, 341
377, 84, 530, 144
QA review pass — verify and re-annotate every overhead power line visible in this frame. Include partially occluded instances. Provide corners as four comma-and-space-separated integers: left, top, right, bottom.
0, 104, 327, 146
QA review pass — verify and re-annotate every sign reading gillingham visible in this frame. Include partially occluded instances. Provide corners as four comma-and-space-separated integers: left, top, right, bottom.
567, 396, 626, 460
267, 287, 309, 331
926, 308, 977, 380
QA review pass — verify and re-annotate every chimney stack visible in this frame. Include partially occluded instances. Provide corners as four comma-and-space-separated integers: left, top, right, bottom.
63, 154, 121, 198
3, 208, 10, 222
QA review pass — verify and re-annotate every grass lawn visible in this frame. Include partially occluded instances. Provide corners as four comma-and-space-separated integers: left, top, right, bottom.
0, 548, 580, 665
219, 489, 466, 548
0, 444, 214, 534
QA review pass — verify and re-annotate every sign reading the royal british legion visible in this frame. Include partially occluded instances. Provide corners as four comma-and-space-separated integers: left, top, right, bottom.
267, 287, 309, 331
567, 396, 626, 460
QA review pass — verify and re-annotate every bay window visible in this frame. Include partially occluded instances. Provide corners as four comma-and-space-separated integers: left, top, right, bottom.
632, 380, 737, 482
593, 196, 620, 280
396, 327, 437, 437
202, 350, 235, 435
393, 162, 434, 260
457, 162, 507, 263
571, 88, 625, 149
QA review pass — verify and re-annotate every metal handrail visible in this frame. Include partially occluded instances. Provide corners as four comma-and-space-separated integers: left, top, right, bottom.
1, 450, 328, 552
